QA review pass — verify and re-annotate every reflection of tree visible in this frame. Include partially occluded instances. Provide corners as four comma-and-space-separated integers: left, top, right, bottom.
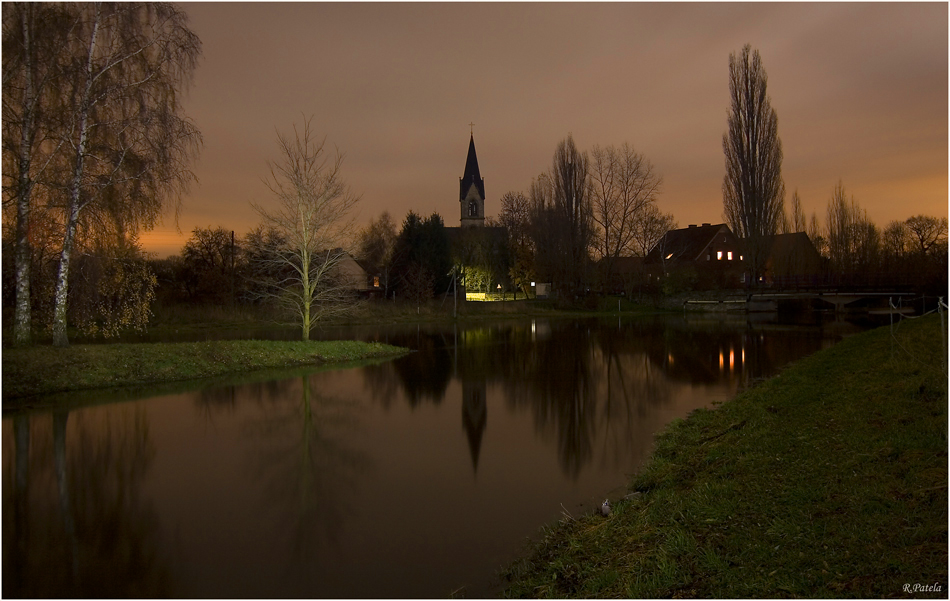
2, 405, 167, 597
501, 323, 599, 479
352, 316, 832, 485
391, 332, 452, 406
461, 380, 487, 473
241, 374, 370, 560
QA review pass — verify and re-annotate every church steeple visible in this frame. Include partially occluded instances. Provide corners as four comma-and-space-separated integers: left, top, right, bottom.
459, 133, 485, 227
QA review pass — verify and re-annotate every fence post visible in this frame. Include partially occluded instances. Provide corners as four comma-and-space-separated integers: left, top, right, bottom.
940, 297, 946, 377
889, 297, 894, 360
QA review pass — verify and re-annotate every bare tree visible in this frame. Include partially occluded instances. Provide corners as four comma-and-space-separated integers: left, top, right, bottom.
550, 134, 595, 297
905, 215, 948, 256
252, 117, 360, 341
499, 190, 534, 296
589, 143, 662, 278
44, 2, 201, 346
788, 190, 807, 233
722, 44, 785, 285
632, 204, 676, 258
808, 212, 827, 258
826, 181, 880, 275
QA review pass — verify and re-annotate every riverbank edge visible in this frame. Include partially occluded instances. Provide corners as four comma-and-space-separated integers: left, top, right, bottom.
2, 339, 410, 404
500, 314, 948, 598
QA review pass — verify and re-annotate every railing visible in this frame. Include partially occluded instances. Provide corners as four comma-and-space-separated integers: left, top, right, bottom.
765, 272, 918, 291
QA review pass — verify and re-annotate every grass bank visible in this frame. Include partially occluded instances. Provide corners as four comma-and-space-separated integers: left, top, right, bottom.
501, 314, 948, 598
142, 297, 669, 335
2, 339, 409, 402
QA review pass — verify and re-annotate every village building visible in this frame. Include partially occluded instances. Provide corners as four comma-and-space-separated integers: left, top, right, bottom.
644, 223, 746, 289
754, 232, 825, 287
643, 223, 826, 290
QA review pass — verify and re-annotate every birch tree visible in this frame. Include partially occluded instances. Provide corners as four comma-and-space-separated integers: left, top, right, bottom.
2, 3, 74, 345
46, 2, 201, 346
252, 118, 360, 340
722, 44, 785, 285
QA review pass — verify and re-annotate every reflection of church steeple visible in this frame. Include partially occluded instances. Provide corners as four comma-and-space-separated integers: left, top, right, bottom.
459, 133, 485, 228
461, 379, 487, 473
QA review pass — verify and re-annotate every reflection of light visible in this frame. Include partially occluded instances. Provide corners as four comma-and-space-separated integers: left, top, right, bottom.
719, 350, 724, 372
668, 353, 674, 366
729, 348, 734, 371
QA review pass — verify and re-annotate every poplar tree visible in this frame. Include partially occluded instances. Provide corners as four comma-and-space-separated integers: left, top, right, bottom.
722, 44, 785, 285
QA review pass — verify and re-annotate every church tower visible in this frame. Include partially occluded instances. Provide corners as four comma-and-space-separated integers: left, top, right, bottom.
459, 134, 485, 227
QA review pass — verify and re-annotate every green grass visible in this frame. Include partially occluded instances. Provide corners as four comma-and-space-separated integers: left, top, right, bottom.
501, 315, 948, 598
2, 339, 409, 402
140, 297, 668, 334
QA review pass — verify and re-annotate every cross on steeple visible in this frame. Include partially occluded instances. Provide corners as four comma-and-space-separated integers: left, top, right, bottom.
468, 122, 475, 135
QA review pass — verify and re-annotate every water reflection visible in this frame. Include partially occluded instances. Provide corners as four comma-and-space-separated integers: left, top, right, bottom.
195, 376, 370, 560
3, 315, 860, 597
3, 406, 167, 598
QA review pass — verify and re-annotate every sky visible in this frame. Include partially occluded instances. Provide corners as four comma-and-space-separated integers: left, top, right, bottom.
139, 2, 948, 258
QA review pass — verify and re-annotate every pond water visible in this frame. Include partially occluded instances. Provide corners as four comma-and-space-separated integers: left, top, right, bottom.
3, 314, 864, 598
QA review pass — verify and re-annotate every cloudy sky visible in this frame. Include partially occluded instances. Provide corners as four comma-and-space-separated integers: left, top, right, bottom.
140, 2, 948, 258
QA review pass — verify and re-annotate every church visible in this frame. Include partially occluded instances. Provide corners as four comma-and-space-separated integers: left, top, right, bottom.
445, 132, 509, 299
458, 133, 486, 227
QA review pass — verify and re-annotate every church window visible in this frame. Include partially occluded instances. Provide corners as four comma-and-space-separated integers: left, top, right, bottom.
469, 200, 478, 217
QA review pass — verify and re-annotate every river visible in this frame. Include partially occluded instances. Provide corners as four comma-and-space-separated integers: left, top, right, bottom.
2, 313, 866, 597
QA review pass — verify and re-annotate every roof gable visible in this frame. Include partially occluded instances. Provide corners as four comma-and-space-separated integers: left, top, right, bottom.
646, 223, 735, 263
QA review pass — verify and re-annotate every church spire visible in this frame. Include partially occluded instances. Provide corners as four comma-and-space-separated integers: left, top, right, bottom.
459, 132, 486, 227
460, 134, 485, 202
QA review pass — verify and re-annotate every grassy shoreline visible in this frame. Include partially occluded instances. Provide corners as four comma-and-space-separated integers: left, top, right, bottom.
501, 314, 948, 598
2, 339, 409, 403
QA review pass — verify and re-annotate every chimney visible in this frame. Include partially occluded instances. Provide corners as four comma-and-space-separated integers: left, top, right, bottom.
688, 224, 697, 228
702, 223, 711, 227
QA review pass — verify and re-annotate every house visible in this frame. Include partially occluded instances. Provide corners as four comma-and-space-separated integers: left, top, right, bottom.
331, 250, 377, 293
755, 232, 824, 287
644, 223, 745, 289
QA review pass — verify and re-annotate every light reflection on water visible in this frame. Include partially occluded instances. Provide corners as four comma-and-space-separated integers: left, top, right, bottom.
2, 315, 861, 597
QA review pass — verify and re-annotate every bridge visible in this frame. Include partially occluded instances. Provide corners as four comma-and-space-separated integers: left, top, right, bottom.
683, 273, 923, 314
747, 290, 916, 312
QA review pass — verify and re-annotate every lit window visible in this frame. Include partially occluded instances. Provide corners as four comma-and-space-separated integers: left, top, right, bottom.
727, 251, 733, 260
706, 254, 711, 261
373, 276, 380, 288
717, 251, 723, 260
739, 255, 744, 261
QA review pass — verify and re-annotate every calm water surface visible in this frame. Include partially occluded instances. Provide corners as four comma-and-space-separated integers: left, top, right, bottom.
3, 314, 863, 597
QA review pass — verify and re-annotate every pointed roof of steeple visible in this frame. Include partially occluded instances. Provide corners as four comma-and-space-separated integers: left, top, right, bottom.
460, 134, 485, 201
